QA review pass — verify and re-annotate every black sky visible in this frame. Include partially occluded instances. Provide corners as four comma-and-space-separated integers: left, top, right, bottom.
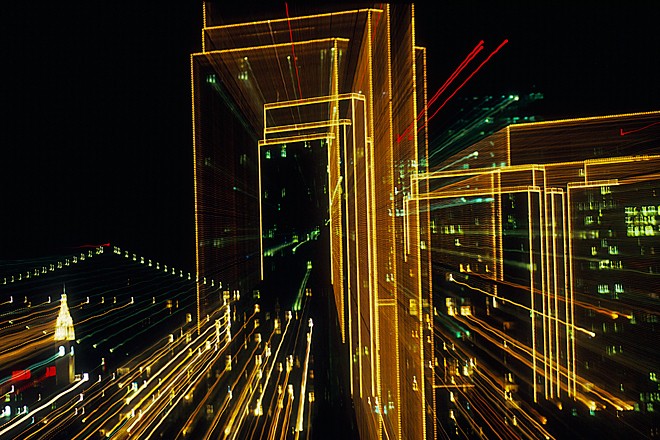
1, 1, 658, 269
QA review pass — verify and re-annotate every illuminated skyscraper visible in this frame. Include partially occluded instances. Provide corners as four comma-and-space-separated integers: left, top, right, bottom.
192, 3, 434, 438
419, 111, 660, 437
190, 0, 659, 436
54, 291, 76, 385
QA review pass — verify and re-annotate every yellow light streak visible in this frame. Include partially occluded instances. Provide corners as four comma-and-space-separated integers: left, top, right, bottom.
0, 374, 89, 437
203, 9, 383, 31
258, 132, 335, 146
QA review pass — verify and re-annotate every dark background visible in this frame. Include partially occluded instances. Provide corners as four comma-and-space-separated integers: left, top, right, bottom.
1, 1, 658, 270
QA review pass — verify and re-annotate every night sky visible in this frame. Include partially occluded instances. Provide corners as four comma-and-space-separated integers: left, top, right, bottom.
2, 1, 658, 269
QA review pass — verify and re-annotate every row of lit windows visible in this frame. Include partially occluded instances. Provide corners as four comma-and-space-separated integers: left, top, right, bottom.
591, 245, 619, 256
606, 345, 623, 355
263, 188, 287, 199
601, 321, 623, 333
625, 205, 659, 216
576, 230, 606, 240
633, 403, 655, 412
627, 225, 657, 237
265, 145, 287, 159
624, 215, 657, 226
576, 200, 616, 211
589, 259, 623, 270
439, 224, 463, 234
640, 392, 660, 403
639, 314, 659, 324
597, 283, 624, 294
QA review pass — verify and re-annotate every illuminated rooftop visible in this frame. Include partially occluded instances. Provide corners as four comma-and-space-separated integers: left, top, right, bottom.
54, 292, 75, 341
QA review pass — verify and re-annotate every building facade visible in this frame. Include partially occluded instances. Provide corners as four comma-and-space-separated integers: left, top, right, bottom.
417, 111, 660, 437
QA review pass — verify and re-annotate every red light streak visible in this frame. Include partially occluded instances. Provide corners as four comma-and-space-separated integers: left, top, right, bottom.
16, 368, 55, 394
419, 39, 509, 134
285, 3, 304, 101
426, 41, 484, 112
76, 243, 110, 248
619, 121, 660, 136
397, 40, 485, 143
12, 370, 31, 381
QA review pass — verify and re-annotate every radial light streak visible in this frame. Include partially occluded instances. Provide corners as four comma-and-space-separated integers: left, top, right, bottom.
0, 374, 89, 438
421, 39, 509, 133
398, 40, 484, 143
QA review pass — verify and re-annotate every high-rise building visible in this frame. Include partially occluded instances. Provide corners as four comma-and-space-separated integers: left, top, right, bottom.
191, 3, 435, 438
191, 1, 659, 437
420, 111, 660, 437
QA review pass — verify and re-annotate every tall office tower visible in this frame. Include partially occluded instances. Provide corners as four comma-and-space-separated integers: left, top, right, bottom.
191, 3, 434, 438
421, 111, 660, 437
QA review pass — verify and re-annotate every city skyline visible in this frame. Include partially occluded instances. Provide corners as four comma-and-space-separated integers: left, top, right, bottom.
2, 2, 659, 265
0, 3, 658, 438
